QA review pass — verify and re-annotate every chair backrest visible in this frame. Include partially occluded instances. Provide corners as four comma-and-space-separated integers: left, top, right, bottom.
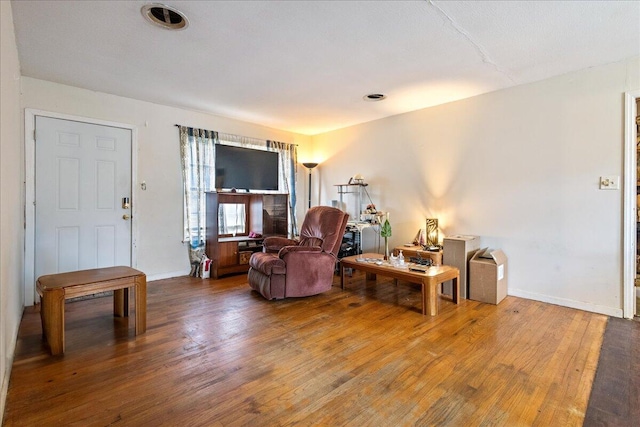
298, 206, 349, 256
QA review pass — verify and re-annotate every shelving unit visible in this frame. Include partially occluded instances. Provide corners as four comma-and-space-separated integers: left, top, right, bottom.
335, 182, 369, 221
334, 182, 381, 260
206, 192, 288, 279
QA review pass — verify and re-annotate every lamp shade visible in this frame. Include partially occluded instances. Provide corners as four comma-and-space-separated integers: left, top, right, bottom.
426, 218, 439, 247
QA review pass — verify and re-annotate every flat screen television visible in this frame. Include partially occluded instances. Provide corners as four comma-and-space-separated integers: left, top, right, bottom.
215, 145, 279, 191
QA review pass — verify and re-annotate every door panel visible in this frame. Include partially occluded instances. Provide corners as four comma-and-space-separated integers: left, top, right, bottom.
35, 116, 132, 278
56, 226, 79, 272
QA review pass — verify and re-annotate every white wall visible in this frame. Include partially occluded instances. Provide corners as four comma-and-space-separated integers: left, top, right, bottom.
0, 0, 24, 420
313, 57, 640, 317
20, 78, 311, 285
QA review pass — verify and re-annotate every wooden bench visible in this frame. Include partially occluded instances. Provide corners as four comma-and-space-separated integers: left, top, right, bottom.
36, 266, 146, 355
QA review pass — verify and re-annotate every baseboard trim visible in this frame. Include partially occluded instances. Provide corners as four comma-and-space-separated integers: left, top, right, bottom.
146, 269, 191, 282
1, 368, 7, 426
508, 288, 622, 318
1, 320, 19, 425
1, 367, 7, 426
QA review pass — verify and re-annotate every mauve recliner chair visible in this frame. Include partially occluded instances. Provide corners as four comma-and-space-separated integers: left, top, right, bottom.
248, 206, 349, 299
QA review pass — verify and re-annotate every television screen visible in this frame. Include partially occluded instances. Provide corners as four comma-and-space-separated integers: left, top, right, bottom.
215, 145, 279, 191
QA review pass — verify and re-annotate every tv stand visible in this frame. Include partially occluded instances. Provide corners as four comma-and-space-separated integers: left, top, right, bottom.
206, 192, 288, 279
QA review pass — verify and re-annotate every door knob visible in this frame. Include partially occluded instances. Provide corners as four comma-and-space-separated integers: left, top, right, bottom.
122, 214, 131, 220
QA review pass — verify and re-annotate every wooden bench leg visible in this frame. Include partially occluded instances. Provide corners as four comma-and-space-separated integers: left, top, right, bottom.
113, 288, 129, 317
39, 301, 45, 340
135, 275, 147, 335
41, 288, 65, 355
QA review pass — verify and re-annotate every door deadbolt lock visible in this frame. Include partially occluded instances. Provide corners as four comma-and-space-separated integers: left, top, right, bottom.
122, 197, 130, 209
122, 214, 131, 220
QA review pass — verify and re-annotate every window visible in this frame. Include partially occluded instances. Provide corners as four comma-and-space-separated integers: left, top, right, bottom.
179, 126, 299, 250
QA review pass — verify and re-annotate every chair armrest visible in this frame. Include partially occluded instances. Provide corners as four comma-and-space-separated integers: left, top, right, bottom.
263, 236, 298, 253
279, 245, 323, 258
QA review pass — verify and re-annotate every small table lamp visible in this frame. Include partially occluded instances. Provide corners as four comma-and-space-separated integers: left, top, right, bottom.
426, 218, 439, 248
303, 162, 319, 209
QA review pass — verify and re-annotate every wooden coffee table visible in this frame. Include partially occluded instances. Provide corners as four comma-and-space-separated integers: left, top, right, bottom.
340, 253, 459, 316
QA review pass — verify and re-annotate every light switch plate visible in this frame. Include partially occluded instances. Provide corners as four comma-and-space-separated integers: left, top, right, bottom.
599, 175, 620, 190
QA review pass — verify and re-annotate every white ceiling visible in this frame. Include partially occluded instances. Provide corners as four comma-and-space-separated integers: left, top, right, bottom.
10, 0, 640, 135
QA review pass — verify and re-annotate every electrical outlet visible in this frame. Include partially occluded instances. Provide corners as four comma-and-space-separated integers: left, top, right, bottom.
599, 176, 620, 190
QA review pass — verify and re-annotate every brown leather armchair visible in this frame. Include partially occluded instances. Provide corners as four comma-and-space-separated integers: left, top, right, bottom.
248, 206, 349, 299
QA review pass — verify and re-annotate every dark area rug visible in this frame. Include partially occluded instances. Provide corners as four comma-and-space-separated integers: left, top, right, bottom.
583, 317, 640, 426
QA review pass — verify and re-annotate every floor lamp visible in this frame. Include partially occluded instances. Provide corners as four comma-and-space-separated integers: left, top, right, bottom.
302, 162, 318, 209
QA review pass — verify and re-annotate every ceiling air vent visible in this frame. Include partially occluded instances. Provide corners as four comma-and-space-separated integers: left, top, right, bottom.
363, 93, 386, 102
141, 3, 189, 30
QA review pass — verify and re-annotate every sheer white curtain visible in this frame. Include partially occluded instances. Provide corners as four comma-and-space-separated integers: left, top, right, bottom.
267, 139, 298, 237
179, 126, 217, 269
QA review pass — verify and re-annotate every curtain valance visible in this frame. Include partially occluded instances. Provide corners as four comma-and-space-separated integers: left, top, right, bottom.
176, 125, 296, 150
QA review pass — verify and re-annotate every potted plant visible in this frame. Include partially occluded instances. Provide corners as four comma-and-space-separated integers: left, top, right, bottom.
380, 215, 392, 260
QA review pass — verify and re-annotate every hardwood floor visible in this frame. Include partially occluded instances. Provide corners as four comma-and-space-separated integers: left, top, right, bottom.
3, 273, 608, 426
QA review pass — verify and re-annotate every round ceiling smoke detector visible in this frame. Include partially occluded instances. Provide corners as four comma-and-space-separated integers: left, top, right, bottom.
141, 3, 189, 30
363, 93, 386, 102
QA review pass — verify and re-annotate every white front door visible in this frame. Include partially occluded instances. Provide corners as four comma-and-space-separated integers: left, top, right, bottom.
34, 116, 132, 280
